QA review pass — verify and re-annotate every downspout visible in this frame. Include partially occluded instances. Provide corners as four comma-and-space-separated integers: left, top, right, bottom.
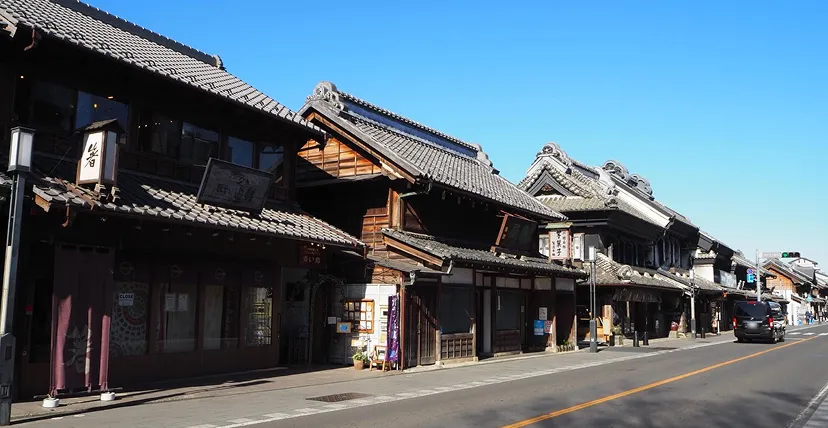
445, 260, 454, 276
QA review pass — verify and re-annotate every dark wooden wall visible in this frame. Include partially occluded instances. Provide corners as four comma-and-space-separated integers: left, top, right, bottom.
401, 192, 503, 246
297, 136, 382, 183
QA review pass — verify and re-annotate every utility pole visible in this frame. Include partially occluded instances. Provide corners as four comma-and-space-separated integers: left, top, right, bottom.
756, 249, 762, 302
588, 247, 598, 353
689, 269, 696, 339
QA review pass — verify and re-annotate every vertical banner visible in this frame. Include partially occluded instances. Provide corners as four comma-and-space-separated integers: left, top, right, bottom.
386, 295, 400, 363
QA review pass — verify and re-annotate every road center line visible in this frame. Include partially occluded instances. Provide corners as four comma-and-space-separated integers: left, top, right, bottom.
502, 335, 821, 428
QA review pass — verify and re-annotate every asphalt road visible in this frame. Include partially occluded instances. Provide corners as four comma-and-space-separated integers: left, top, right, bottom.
263, 325, 828, 428
21, 323, 828, 428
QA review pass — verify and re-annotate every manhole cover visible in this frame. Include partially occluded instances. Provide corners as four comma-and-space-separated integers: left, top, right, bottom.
306, 392, 372, 403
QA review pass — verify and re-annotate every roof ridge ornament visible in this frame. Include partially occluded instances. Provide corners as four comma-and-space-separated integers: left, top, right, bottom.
307, 81, 344, 111
469, 142, 494, 168
537, 142, 573, 167
617, 265, 634, 280
602, 160, 654, 197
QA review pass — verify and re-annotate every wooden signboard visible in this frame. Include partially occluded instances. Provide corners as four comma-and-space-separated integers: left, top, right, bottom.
493, 213, 538, 254
196, 158, 273, 214
299, 243, 325, 269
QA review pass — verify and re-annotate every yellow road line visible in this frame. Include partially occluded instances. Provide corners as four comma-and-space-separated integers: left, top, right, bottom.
502, 336, 820, 428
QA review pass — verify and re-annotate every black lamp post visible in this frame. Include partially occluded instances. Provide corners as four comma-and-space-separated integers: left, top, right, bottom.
0, 126, 34, 425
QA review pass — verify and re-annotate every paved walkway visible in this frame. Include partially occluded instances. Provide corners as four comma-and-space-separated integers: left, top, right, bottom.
13, 322, 824, 425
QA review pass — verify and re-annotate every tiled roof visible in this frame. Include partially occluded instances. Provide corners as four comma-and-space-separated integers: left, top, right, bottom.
734, 252, 775, 277
301, 82, 565, 221
517, 149, 659, 225
586, 253, 688, 292
30, 155, 364, 248
382, 229, 586, 277
658, 269, 724, 293
764, 258, 815, 284
0, 0, 322, 135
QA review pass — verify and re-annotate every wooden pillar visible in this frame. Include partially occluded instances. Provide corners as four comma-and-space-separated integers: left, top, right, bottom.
471, 286, 477, 359
399, 283, 406, 370
546, 283, 557, 351
435, 277, 441, 363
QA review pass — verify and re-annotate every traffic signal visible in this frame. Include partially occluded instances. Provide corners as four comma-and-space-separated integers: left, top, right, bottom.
781, 252, 801, 258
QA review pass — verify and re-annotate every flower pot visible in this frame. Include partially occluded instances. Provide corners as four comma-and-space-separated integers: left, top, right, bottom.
353, 359, 365, 370
42, 397, 60, 408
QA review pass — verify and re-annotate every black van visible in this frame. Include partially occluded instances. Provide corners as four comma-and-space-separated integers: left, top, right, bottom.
733, 300, 786, 343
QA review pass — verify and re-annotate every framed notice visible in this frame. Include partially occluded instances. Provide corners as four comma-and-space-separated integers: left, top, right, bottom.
164, 293, 176, 312
549, 230, 571, 261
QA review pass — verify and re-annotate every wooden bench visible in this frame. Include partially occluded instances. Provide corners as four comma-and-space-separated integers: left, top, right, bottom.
370, 345, 389, 372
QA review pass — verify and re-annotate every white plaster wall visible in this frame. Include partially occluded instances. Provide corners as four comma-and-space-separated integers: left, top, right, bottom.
330, 284, 397, 364
693, 265, 715, 283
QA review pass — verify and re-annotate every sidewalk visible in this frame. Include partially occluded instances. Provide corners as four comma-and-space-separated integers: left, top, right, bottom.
13, 323, 822, 425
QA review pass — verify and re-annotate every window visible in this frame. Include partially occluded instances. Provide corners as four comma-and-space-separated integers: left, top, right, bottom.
228, 136, 254, 167
245, 287, 272, 346
259, 144, 284, 175
538, 235, 550, 257
75, 91, 129, 132
439, 287, 473, 334
138, 112, 181, 157
110, 280, 150, 357
344, 300, 374, 333
157, 279, 198, 353
181, 123, 219, 166
203, 282, 240, 350
14, 79, 75, 133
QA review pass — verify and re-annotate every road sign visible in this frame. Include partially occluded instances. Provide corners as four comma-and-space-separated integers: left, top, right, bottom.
747, 268, 756, 275
746, 273, 756, 283
761, 252, 782, 258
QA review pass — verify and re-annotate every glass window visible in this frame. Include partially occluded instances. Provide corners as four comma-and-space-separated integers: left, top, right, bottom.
228, 136, 254, 168
157, 281, 198, 353
110, 281, 150, 358
203, 283, 240, 350
538, 235, 550, 256
181, 123, 219, 166
258, 144, 284, 174
245, 287, 272, 346
439, 287, 472, 334
138, 112, 181, 157
15, 79, 76, 133
75, 91, 129, 131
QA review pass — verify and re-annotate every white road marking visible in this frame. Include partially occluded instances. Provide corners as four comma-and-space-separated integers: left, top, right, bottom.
322, 404, 347, 410
185, 425, 217, 428
227, 419, 255, 424
790, 332, 802, 335
819, 333, 828, 336
804, 332, 815, 336
293, 408, 322, 414
787, 379, 828, 428
262, 413, 290, 420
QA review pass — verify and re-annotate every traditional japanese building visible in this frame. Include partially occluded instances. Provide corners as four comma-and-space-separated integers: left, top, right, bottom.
295, 82, 587, 368
764, 257, 824, 324
519, 142, 723, 341
1, 0, 364, 401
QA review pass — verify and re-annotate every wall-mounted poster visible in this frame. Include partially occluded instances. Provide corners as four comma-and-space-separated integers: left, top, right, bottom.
533, 320, 545, 336
337, 322, 352, 334
539, 307, 548, 321
164, 293, 176, 312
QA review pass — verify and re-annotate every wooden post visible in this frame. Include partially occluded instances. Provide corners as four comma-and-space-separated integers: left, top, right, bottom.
471, 287, 477, 360
399, 284, 406, 370
436, 277, 442, 363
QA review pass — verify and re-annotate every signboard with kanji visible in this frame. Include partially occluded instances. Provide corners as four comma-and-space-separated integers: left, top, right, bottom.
196, 158, 273, 214
298, 243, 325, 269
548, 229, 571, 261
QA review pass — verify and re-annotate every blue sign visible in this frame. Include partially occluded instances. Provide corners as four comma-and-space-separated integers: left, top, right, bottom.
533, 320, 545, 336
746, 273, 756, 283
747, 268, 756, 275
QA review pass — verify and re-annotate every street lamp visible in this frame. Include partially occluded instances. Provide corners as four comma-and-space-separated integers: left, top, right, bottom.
0, 126, 35, 425
588, 246, 598, 353
689, 269, 696, 340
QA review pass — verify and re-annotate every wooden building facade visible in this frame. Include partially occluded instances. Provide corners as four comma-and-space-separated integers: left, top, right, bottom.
295, 82, 587, 368
520, 143, 719, 341
0, 0, 363, 400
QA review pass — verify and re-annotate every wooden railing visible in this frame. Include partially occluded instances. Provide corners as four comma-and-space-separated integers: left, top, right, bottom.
440, 333, 474, 360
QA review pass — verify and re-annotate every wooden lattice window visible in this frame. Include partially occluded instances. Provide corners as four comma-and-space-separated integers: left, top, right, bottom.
344, 299, 374, 333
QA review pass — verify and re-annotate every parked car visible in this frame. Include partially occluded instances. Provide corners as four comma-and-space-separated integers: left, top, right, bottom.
733, 300, 786, 343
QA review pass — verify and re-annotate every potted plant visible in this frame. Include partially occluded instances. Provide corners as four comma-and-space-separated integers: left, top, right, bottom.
352, 350, 369, 370
611, 325, 624, 346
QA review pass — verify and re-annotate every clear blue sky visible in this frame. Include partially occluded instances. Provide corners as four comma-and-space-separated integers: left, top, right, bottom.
92, 0, 827, 266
